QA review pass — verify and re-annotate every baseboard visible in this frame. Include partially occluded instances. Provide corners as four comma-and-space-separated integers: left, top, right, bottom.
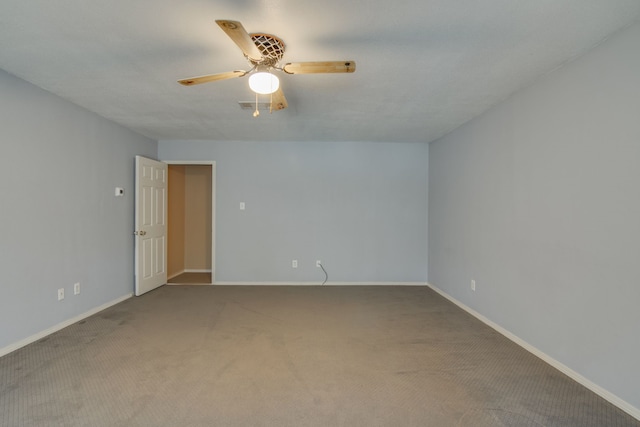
214, 281, 428, 286
0, 293, 133, 358
184, 269, 212, 273
426, 283, 640, 422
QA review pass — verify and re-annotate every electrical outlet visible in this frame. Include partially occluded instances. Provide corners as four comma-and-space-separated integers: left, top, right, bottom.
239, 202, 245, 210
292, 259, 298, 268
74, 282, 80, 295
58, 288, 65, 301
316, 260, 322, 268
471, 280, 476, 291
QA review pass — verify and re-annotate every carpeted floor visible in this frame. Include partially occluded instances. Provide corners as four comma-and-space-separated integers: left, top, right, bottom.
167, 272, 211, 284
1, 286, 638, 426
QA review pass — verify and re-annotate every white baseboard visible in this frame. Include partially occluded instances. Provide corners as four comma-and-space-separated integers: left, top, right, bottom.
214, 281, 428, 286
426, 283, 640, 422
0, 293, 133, 358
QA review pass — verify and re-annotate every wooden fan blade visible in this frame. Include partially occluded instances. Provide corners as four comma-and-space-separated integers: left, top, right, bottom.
178, 70, 246, 86
270, 87, 288, 112
283, 61, 356, 74
216, 20, 262, 62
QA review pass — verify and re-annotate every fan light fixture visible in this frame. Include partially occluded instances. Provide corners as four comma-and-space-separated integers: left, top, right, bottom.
249, 72, 279, 94
177, 19, 356, 115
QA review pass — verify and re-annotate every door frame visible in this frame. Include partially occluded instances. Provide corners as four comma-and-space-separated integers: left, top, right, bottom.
165, 160, 216, 284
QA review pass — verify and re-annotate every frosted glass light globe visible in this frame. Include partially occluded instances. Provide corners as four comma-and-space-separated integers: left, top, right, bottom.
249, 72, 280, 95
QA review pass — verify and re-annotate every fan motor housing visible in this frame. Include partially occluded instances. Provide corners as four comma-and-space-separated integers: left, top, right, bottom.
249, 33, 285, 66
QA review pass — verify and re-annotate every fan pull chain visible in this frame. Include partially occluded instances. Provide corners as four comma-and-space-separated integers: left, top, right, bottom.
253, 92, 260, 117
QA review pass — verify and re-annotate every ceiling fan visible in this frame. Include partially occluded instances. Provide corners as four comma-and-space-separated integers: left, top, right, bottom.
178, 20, 356, 114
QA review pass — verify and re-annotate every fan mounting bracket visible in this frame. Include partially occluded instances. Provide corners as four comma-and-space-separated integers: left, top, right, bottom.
248, 33, 286, 67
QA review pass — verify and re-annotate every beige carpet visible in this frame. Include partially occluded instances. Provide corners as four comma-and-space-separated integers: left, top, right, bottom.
167, 272, 211, 284
1, 286, 638, 427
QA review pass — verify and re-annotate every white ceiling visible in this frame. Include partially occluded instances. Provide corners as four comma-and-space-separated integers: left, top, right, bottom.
1, 1, 639, 143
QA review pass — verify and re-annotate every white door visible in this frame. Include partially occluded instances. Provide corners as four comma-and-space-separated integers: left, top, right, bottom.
135, 156, 168, 296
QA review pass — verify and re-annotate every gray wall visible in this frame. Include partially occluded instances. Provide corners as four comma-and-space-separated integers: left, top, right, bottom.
159, 140, 429, 283
428, 23, 640, 410
0, 69, 157, 351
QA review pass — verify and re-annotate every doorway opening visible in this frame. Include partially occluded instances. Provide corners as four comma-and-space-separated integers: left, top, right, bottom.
166, 162, 215, 285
